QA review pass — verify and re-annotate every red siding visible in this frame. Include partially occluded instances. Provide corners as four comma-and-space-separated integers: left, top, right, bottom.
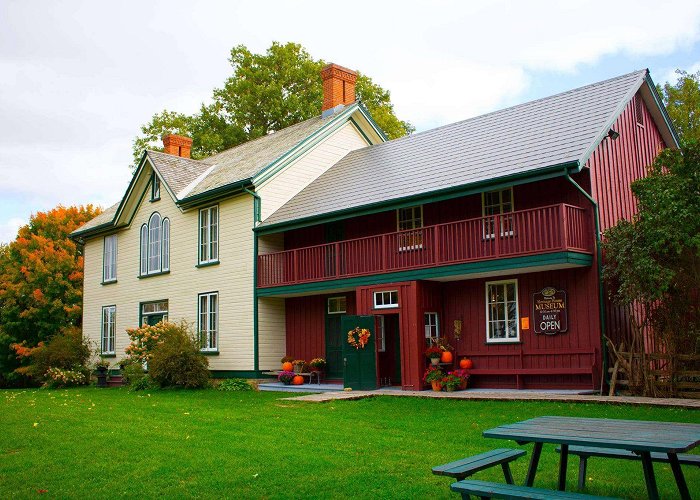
586, 93, 666, 350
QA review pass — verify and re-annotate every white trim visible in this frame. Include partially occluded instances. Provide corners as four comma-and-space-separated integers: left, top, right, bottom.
198, 206, 219, 265
377, 315, 386, 352
103, 234, 117, 282
424, 312, 439, 342
485, 279, 520, 343
101, 305, 116, 355
198, 292, 218, 352
373, 290, 399, 309
327, 296, 347, 314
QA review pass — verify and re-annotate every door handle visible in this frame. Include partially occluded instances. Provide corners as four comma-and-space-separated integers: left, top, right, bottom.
343, 357, 347, 367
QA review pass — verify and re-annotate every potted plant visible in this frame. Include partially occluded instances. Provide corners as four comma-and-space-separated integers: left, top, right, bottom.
452, 368, 470, 390
278, 370, 295, 385
94, 359, 110, 388
423, 366, 445, 391
281, 356, 294, 371
292, 360, 305, 373
442, 373, 462, 392
425, 346, 443, 365
437, 338, 454, 363
309, 358, 326, 372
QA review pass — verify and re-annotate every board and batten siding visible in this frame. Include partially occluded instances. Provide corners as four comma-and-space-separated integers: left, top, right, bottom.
256, 121, 370, 221
82, 184, 255, 371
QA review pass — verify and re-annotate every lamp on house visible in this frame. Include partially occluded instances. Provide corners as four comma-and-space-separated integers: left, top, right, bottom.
607, 128, 620, 140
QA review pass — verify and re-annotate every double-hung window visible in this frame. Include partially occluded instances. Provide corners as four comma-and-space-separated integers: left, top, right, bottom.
103, 234, 117, 283
482, 188, 514, 238
199, 206, 219, 265
199, 292, 218, 352
424, 312, 439, 345
151, 173, 160, 201
397, 205, 423, 249
374, 290, 398, 309
101, 305, 116, 355
140, 212, 169, 276
486, 280, 519, 342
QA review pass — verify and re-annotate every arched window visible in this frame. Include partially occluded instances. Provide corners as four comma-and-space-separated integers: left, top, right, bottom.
140, 212, 170, 275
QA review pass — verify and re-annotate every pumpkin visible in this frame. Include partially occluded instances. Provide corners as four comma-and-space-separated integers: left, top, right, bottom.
440, 350, 453, 363
460, 358, 473, 369
282, 362, 294, 372
292, 375, 304, 385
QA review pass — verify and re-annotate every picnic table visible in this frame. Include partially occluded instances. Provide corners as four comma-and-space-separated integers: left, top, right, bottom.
483, 416, 700, 500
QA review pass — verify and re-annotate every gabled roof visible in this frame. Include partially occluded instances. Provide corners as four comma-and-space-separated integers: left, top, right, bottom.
260, 70, 678, 230
72, 104, 379, 238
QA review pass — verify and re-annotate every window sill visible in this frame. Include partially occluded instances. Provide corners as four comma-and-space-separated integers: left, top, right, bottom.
101, 279, 118, 286
200, 350, 219, 356
485, 340, 522, 345
196, 260, 220, 268
138, 270, 170, 279
150, 197, 160, 202
101, 353, 117, 358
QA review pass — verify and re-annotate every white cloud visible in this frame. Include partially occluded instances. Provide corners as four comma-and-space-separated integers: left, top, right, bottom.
0, 218, 25, 244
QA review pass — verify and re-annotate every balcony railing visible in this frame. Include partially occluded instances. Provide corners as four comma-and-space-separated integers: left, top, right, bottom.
258, 203, 593, 288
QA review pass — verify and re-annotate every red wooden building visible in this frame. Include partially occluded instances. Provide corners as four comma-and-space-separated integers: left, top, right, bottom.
255, 69, 679, 391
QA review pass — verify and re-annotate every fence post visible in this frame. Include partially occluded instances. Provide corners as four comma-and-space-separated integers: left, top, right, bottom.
334, 242, 340, 278
561, 204, 569, 250
433, 225, 440, 265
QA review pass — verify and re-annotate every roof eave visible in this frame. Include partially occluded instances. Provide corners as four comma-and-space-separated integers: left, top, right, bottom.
255, 160, 579, 235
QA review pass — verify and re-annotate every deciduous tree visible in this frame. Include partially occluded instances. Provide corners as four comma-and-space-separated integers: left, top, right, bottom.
0, 205, 100, 386
132, 42, 413, 167
658, 69, 700, 145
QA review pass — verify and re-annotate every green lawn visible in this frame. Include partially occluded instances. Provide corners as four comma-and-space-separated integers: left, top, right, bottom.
1, 388, 698, 498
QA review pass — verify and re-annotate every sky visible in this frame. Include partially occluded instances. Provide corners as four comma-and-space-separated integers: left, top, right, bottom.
1, 0, 699, 243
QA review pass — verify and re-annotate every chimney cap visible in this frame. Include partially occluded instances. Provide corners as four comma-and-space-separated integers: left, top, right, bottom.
321, 63, 357, 83
162, 134, 193, 158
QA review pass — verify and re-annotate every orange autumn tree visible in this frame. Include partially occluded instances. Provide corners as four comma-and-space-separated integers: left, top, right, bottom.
0, 205, 101, 386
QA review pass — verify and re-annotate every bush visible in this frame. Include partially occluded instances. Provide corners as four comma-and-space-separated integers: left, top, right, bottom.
216, 378, 254, 392
120, 360, 147, 386
44, 367, 90, 388
147, 321, 210, 389
11, 327, 92, 385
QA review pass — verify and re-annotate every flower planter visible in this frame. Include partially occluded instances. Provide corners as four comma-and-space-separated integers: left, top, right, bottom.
95, 366, 108, 388
431, 380, 443, 391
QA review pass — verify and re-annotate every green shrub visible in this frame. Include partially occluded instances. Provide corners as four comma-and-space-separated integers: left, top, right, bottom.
147, 322, 210, 389
216, 378, 254, 391
130, 374, 159, 392
43, 367, 90, 388
120, 361, 147, 386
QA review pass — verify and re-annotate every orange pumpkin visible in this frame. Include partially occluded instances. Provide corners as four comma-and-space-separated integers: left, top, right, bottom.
282, 362, 294, 372
440, 350, 453, 363
460, 358, 473, 369
292, 375, 304, 385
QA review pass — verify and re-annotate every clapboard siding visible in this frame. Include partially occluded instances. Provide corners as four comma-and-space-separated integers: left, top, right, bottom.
82, 177, 255, 371
257, 121, 369, 221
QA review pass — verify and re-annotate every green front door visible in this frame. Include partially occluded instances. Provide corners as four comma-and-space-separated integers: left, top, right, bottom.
341, 315, 377, 390
325, 313, 344, 379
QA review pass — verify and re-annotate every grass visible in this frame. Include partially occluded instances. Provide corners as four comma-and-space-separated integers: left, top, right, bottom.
0, 387, 698, 499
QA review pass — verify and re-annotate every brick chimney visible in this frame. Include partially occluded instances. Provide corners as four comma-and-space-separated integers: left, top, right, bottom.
321, 63, 357, 116
162, 134, 193, 158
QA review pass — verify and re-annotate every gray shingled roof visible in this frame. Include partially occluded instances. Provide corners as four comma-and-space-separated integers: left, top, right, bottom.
146, 151, 214, 196
262, 70, 648, 227
73, 203, 119, 234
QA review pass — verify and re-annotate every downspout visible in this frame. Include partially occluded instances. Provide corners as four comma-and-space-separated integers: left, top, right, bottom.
243, 187, 262, 375
565, 172, 608, 393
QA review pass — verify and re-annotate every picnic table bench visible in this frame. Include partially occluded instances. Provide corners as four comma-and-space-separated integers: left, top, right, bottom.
555, 445, 700, 489
432, 448, 526, 483
449, 479, 622, 499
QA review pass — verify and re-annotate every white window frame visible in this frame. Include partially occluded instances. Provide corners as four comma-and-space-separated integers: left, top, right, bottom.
376, 315, 386, 352
482, 188, 514, 238
101, 305, 116, 355
485, 279, 520, 343
102, 234, 117, 283
373, 290, 399, 309
199, 206, 219, 265
151, 173, 160, 201
198, 292, 218, 352
140, 212, 169, 276
327, 296, 347, 314
397, 205, 423, 250
424, 312, 439, 345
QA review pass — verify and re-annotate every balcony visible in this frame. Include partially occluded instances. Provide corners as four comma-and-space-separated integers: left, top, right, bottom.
258, 204, 593, 288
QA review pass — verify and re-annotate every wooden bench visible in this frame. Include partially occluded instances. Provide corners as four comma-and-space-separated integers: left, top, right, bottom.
555, 445, 700, 489
449, 479, 622, 499
432, 448, 526, 483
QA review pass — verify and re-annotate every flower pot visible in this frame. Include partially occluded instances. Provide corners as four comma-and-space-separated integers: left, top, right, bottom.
445, 386, 455, 392
282, 379, 292, 385
459, 379, 468, 390
431, 380, 442, 391
96, 372, 108, 388
430, 357, 440, 365
293, 365, 302, 374
440, 351, 453, 364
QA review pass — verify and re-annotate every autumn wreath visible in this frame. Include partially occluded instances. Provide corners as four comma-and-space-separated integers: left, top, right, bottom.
347, 327, 371, 349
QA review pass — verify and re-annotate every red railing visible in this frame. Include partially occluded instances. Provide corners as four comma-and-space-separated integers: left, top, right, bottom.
258, 204, 593, 287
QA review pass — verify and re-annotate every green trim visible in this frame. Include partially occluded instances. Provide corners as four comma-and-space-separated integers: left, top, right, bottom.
150, 173, 161, 202
252, 104, 363, 186
137, 270, 170, 279
195, 261, 220, 269
100, 354, 117, 359
255, 163, 579, 235
101, 280, 118, 286
565, 174, 607, 387
197, 291, 219, 351
242, 189, 262, 373
200, 351, 220, 356
178, 179, 253, 209
348, 116, 373, 145
356, 101, 389, 142
138, 299, 169, 327
210, 370, 264, 379
644, 72, 681, 148
257, 251, 593, 296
